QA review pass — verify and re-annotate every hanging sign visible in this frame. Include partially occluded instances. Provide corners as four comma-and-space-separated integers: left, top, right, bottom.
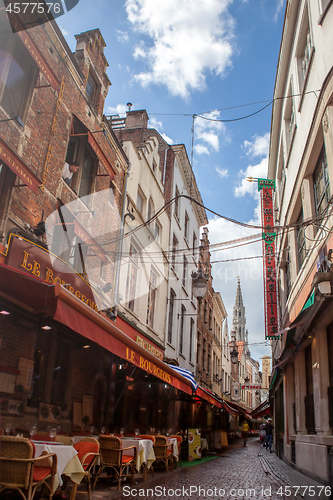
258, 179, 279, 340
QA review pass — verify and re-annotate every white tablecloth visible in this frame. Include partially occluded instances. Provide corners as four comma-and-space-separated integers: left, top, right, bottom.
167, 437, 179, 460
120, 438, 155, 471
33, 442, 84, 492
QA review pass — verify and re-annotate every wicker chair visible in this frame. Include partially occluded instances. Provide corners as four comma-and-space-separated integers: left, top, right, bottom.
68, 438, 100, 500
0, 435, 57, 500
97, 435, 136, 490
153, 436, 173, 472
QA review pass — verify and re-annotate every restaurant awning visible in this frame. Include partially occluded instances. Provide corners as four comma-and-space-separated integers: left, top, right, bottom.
222, 400, 239, 415
0, 264, 193, 395
196, 386, 222, 408
251, 400, 271, 418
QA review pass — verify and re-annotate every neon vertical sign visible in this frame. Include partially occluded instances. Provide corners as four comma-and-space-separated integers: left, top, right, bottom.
258, 179, 279, 340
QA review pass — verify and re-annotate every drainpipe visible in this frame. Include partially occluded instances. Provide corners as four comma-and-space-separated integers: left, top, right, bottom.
110, 160, 131, 319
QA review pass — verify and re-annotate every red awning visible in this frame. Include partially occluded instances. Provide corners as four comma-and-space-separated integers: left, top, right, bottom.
0, 139, 41, 194
222, 400, 239, 415
0, 264, 192, 395
196, 386, 222, 408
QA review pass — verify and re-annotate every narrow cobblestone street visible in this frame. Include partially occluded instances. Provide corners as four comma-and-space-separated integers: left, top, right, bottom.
88, 438, 327, 500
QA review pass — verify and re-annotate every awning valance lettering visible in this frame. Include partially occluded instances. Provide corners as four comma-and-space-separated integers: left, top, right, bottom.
0, 263, 192, 395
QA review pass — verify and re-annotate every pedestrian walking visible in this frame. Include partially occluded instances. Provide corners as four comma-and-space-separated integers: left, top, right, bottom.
265, 418, 274, 452
241, 419, 249, 447
259, 421, 266, 444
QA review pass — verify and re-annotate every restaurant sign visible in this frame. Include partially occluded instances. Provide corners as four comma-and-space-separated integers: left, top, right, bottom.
258, 179, 279, 340
4, 234, 101, 312
135, 335, 163, 360
124, 347, 171, 384
240, 384, 262, 390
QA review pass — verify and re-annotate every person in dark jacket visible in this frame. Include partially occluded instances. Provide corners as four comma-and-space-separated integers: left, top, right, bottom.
265, 418, 274, 452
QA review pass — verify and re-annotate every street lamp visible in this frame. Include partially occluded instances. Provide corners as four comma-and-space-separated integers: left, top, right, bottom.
191, 269, 209, 302
230, 347, 239, 365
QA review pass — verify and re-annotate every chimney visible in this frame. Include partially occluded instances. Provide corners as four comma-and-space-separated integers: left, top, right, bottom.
125, 109, 149, 129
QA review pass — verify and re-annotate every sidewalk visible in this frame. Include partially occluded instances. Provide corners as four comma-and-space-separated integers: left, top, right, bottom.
83, 438, 327, 499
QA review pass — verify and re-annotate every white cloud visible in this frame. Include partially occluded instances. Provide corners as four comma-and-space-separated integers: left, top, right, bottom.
117, 30, 129, 43
234, 156, 268, 198
215, 167, 229, 179
60, 26, 69, 36
194, 110, 225, 156
106, 104, 128, 116
194, 144, 210, 155
161, 134, 174, 145
125, 0, 235, 99
215, 167, 229, 178
148, 117, 174, 144
274, 0, 285, 22
243, 132, 270, 158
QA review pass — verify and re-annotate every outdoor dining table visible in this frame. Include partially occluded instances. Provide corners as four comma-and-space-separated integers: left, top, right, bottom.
33, 441, 85, 493
167, 437, 179, 460
120, 437, 155, 478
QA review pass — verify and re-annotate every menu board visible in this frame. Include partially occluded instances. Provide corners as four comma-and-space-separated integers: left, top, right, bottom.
0, 372, 16, 394
188, 428, 201, 461
16, 358, 34, 393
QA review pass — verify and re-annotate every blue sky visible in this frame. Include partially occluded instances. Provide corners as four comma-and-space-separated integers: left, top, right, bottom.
57, 0, 286, 366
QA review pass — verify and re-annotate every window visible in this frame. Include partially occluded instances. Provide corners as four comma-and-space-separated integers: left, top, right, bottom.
65, 118, 97, 196
313, 147, 330, 218
86, 71, 97, 104
137, 190, 144, 213
79, 149, 95, 198
174, 186, 180, 219
126, 243, 139, 311
285, 248, 292, 297
30, 330, 71, 409
184, 211, 189, 241
285, 85, 296, 153
100, 260, 107, 281
179, 305, 185, 355
193, 232, 197, 257
172, 234, 178, 270
297, 208, 306, 270
296, 6, 312, 91
155, 221, 161, 243
189, 318, 194, 362
146, 269, 157, 328
0, 24, 37, 120
182, 255, 187, 289
147, 198, 154, 224
168, 289, 175, 344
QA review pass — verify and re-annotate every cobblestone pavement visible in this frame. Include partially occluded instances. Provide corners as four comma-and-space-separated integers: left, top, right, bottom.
85, 438, 328, 500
